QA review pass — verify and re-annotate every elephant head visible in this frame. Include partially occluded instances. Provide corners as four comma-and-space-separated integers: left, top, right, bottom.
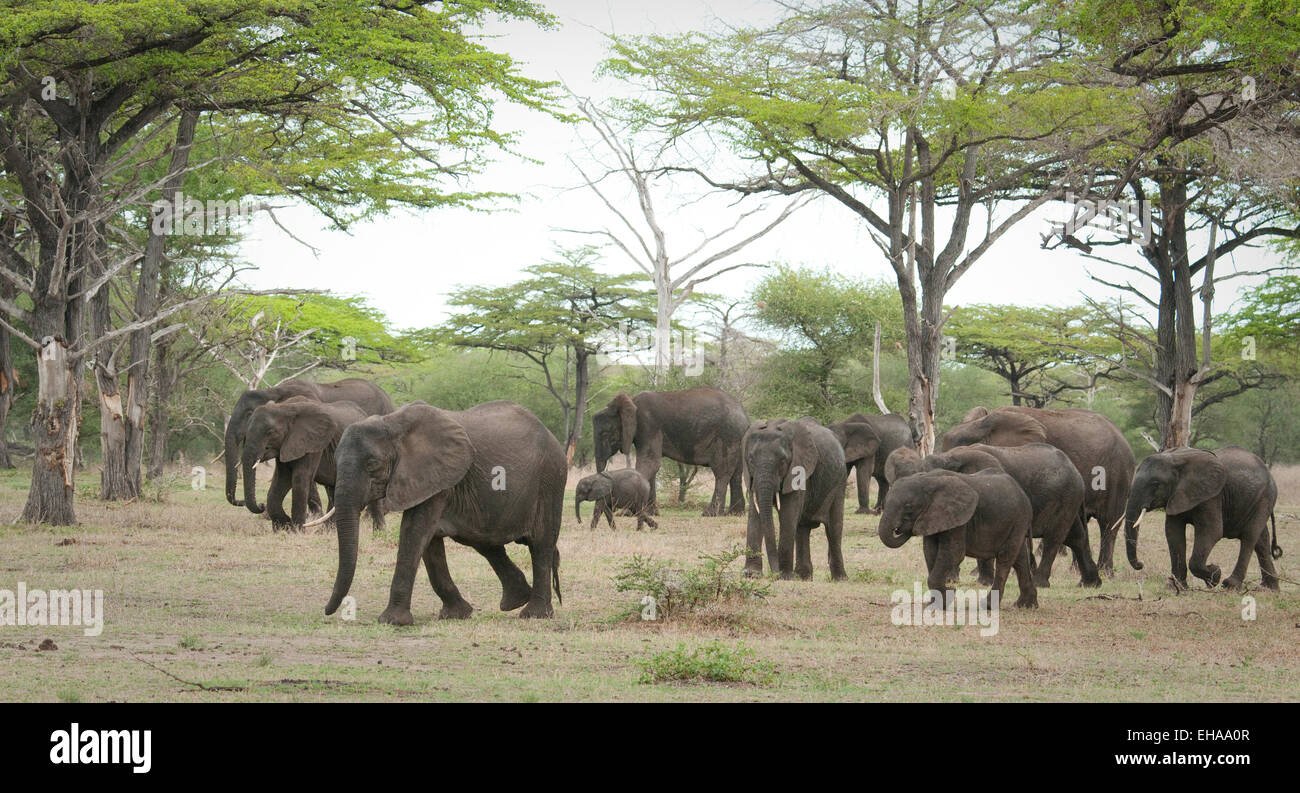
241, 397, 339, 515
325, 403, 475, 616
877, 470, 979, 549
828, 417, 880, 470
574, 473, 614, 523
883, 447, 924, 484
223, 389, 277, 506
742, 419, 819, 564
940, 407, 1048, 451
592, 392, 637, 473
1123, 447, 1226, 571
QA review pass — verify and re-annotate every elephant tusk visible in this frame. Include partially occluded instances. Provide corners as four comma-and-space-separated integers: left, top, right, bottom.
1131, 508, 1146, 529
303, 507, 336, 528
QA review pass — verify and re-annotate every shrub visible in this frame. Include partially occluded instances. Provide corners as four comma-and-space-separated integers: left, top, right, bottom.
638, 641, 775, 685
613, 545, 771, 621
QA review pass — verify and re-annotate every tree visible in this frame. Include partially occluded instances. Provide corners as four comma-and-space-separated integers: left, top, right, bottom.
438, 247, 654, 462
562, 94, 803, 384
609, 0, 1126, 452
750, 265, 903, 417
0, 0, 557, 523
1042, 0, 1300, 448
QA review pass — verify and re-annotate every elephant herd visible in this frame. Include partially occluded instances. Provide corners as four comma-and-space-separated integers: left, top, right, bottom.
222, 380, 1285, 622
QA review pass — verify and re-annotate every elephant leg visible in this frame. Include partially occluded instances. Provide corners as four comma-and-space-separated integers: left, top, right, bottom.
639, 453, 662, 515
922, 535, 946, 609
1165, 518, 1190, 590
1096, 507, 1122, 576
1222, 514, 1265, 590
1253, 526, 1280, 591
380, 497, 444, 625
930, 533, 965, 610
589, 505, 601, 530
854, 463, 872, 514
518, 537, 555, 619
975, 558, 995, 587
307, 482, 323, 515
871, 473, 889, 514
1033, 520, 1071, 588
289, 462, 316, 530
324, 485, 335, 514
475, 545, 531, 612
1187, 513, 1224, 588
265, 464, 293, 531
794, 522, 814, 580
727, 467, 745, 516
776, 493, 803, 579
1011, 538, 1038, 608
825, 493, 846, 581
1063, 517, 1102, 588
703, 461, 730, 517
604, 503, 617, 530
639, 509, 658, 530
423, 536, 473, 620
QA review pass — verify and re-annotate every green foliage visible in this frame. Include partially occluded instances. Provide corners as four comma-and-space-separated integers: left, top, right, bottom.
637, 641, 775, 685
613, 545, 771, 621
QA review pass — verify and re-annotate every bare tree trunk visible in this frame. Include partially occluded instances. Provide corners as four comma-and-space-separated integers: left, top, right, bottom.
566, 347, 591, 465
871, 322, 889, 414
146, 337, 175, 480
0, 279, 15, 469
23, 336, 80, 525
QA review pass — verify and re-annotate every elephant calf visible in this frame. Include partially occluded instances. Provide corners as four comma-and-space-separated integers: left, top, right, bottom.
574, 470, 658, 531
1124, 446, 1282, 591
878, 469, 1038, 609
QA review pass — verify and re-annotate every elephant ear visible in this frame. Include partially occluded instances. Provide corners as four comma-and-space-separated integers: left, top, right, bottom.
279, 406, 336, 462
1167, 448, 1227, 515
913, 474, 979, 536
884, 447, 922, 483
984, 410, 1047, 446
782, 421, 818, 493
962, 406, 990, 423
839, 419, 880, 465
384, 405, 475, 512
612, 392, 637, 455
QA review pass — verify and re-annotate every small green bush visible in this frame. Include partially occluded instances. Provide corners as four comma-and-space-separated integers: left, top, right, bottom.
638, 641, 775, 685
613, 545, 771, 621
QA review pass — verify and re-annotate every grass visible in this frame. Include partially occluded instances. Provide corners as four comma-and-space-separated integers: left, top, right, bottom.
0, 462, 1299, 701
638, 641, 775, 685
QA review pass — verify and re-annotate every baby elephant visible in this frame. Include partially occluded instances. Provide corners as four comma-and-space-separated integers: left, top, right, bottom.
878, 469, 1038, 609
575, 470, 658, 531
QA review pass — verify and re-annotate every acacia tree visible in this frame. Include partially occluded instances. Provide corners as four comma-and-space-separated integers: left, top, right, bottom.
0, 0, 557, 524
438, 247, 654, 462
608, 0, 1128, 452
1042, 0, 1300, 448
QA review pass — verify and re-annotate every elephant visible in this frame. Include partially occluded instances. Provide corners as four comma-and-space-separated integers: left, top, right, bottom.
574, 469, 658, 531
1123, 446, 1282, 592
828, 413, 914, 514
224, 377, 393, 510
323, 400, 565, 623
940, 405, 1135, 575
877, 469, 1038, 609
742, 417, 847, 581
240, 397, 383, 532
592, 387, 748, 517
885, 443, 1098, 587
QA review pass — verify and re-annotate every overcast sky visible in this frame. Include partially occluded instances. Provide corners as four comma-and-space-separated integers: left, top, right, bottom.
233, 0, 1279, 333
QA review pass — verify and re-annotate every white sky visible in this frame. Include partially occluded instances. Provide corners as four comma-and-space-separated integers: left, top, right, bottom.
233, 0, 1281, 333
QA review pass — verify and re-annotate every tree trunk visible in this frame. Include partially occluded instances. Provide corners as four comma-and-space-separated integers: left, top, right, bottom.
146, 337, 174, 480
566, 347, 591, 466
0, 279, 15, 470
22, 337, 80, 525
654, 278, 672, 385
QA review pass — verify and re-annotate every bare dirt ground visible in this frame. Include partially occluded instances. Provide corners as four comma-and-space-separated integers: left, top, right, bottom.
1, 464, 1298, 702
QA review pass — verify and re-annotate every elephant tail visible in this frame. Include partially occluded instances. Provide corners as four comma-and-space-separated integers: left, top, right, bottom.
1271, 512, 1283, 561
552, 547, 562, 606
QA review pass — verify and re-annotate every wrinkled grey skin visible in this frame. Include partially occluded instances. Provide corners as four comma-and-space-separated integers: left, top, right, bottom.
828, 413, 914, 514
224, 378, 393, 510
1124, 446, 1281, 591
940, 405, 1134, 575
592, 387, 748, 517
324, 401, 565, 624
878, 469, 1038, 609
742, 417, 847, 581
574, 469, 658, 531
885, 443, 1097, 588
241, 397, 383, 533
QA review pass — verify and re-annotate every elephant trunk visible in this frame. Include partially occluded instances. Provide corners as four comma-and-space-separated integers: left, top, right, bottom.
751, 482, 778, 563
575, 496, 584, 524
242, 444, 265, 515
877, 509, 911, 549
224, 424, 243, 506
325, 485, 362, 616
1124, 502, 1147, 571
594, 436, 610, 473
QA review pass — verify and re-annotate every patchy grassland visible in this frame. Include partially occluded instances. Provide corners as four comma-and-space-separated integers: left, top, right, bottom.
1, 464, 1298, 702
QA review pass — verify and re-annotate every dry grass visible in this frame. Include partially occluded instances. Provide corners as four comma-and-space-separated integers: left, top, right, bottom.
1, 464, 1298, 702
